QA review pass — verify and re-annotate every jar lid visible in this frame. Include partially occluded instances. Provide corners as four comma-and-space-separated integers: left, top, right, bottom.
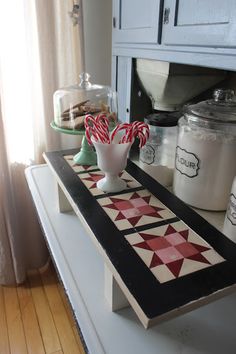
144, 111, 181, 127
184, 88, 236, 123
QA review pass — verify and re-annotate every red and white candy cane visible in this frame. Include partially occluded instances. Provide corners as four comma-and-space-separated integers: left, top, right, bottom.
85, 126, 98, 145
84, 115, 96, 145
137, 131, 146, 147
132, 121, 149, 147
84, 114, 110, 144
133, 121, 149, 139
122, 122, 148, 146
110, 123, 130, 143
95, 113, 109, 128
109, 120, 149, 146
124, 125, 134, 143
95, 114, 110, 143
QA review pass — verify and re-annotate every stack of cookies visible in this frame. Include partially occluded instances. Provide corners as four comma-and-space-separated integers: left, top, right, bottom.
59, 100, 116, 130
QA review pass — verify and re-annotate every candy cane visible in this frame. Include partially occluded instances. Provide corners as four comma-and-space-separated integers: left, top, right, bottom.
85, 126, 94, 145
108, 120, 149, 146
84, 114, 96, 126
85, 114, 110, 144
137, 131, 146, 147
85, 115, 97, 145
132, 121, 149, 146
110, 123, 130, 142
124, 126, 135, 143
95, 113, 109, 127
93, 124, 110, 143
95, 114, 110, 143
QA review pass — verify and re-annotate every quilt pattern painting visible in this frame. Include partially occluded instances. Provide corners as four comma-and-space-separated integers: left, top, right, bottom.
44, 149, 236, 327
125, 222, 224, 283
64, 155, 225, 284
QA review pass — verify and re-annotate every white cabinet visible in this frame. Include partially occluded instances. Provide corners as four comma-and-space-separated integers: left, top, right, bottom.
112, 0, 236, 124
162, 0, 236, 47
112, 0, 236, 49
113, 0, 161, 43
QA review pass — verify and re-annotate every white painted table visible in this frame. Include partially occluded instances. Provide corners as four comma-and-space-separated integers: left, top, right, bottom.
26, 164, 236, 354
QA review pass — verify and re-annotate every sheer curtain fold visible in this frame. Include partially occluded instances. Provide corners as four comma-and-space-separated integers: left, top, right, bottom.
0, 0, 83, 284
0, 100, 26, 284
27, 0, 83, 161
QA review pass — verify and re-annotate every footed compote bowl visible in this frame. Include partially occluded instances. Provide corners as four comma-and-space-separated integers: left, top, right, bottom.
92, 137, 132, 193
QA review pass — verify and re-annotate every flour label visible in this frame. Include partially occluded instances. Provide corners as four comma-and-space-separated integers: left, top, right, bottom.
226, 193, 236, 226
140, 143, 158, 165
175, 146, 200, 178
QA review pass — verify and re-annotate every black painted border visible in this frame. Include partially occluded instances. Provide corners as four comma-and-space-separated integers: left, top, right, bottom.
44, 149, 236, 321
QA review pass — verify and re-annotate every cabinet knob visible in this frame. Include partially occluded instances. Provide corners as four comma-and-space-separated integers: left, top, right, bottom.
113, 17, 116, 28
163, 8, 170, 24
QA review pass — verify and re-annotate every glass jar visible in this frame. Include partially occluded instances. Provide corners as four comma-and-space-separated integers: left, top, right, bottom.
223, 176, 236, 242
173, 88, 236, 211
53, 72, 117, 130
139, 111, 180, 169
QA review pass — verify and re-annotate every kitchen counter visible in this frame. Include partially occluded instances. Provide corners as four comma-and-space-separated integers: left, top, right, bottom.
40, 148, 236, 330
25, 161, 236, 354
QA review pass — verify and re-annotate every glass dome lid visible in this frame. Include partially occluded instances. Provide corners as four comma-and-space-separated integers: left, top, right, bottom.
53, 72, 118, 130
184, 88, 236, 123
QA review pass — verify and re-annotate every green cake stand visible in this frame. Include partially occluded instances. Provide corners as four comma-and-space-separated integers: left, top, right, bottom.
51, 122, 97, 165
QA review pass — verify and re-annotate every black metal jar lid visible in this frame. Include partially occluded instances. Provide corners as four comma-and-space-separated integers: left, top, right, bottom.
144, 110, 182, 127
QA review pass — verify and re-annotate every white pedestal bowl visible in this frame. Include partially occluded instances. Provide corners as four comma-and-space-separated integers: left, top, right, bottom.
92, 138, 132, 193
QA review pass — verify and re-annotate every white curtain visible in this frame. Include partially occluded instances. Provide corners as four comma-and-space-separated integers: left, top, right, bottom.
0, 0, 84, 284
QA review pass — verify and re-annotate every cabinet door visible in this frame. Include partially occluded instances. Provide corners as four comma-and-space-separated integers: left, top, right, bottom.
113, 0, 161, 43
162, 0, 236, 47
116, 57, 132, 123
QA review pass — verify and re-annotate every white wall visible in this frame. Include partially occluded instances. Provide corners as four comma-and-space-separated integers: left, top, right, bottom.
82, 0, 112, 86
60, 0, 112, 150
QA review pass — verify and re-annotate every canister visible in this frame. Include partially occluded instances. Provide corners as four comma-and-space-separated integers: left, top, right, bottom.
139, 111, 180, 169
223, 176, 236, 242
173, 88, 236, 211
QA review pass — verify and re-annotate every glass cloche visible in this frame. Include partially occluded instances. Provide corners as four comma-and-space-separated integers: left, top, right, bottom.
53, 72, 118, 130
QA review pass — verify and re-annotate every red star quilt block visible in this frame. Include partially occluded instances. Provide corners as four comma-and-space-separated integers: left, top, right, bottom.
98, 190, 175, 230
79, 170, 141, 196
125, 221, 225, 283
64, 155, 98, 173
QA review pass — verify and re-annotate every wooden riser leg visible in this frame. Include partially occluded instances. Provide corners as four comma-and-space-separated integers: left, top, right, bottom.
56, 182, 73, 213
104, 264, 130, 311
